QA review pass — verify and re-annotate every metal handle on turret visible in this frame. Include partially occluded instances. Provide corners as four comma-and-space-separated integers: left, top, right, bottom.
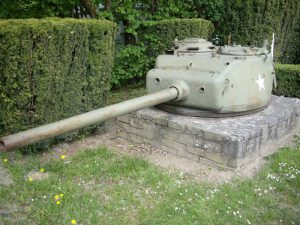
0, 85, 187, 152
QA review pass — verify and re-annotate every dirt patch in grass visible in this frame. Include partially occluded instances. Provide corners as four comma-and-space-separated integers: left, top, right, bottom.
0, 162, 13, 186
27, 171, 50, 181
0, 203, 28, 225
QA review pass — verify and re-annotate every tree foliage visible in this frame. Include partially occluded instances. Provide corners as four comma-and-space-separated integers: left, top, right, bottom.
0, 0, 78, 18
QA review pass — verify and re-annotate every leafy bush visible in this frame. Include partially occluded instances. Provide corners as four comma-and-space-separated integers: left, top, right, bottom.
273, 64, 300, 98
0, 18, 115, 148
112, 18, 214, 86
111, 44, 152, 86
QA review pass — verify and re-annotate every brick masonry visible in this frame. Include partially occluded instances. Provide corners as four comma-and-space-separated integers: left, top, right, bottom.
115, 96, 300, 168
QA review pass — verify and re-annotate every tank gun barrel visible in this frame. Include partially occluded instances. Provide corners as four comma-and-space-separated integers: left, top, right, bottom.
0, 87, 181, 152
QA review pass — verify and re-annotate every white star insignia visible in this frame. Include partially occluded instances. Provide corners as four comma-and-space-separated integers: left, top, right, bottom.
255, 74, 265, 91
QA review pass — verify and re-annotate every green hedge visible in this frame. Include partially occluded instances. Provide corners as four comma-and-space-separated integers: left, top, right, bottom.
273, 64, 300, 98
220, 0, 300, 64
0, 18, 115, 146
111, 18, 214, 86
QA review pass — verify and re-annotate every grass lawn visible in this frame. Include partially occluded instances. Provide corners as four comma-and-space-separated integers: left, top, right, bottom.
0, 137, 299, 225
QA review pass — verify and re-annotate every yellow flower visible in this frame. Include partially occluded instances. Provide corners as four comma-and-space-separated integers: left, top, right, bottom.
60, 155, 66, 160
71, 219, 77, 224
56, 201, 61, 205
54, 195, 60, 200
39, 168, 45, 173
3, 158, 8, 163
28, 177, 33, 182
59, 194, 64, 197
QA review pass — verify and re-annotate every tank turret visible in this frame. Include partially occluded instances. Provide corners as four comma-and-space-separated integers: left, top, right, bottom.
147, 38, 275, 116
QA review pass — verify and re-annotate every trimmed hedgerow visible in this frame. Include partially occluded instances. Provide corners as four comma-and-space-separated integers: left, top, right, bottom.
111, 18, 214, 86
273, 64, 300, 98
0, 18, 115, 147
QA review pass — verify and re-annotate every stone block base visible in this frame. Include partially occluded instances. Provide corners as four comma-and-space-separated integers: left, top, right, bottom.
115, 96, 300, 168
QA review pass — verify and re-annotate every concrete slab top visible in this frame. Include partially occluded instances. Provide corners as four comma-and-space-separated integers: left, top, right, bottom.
137, 96, 300, 140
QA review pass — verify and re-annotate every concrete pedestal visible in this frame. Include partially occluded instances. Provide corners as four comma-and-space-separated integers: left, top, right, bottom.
116, 96, 300, 168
